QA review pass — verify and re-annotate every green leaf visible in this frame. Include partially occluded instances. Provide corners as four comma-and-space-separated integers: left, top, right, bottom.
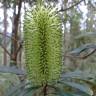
21, 86, 41, 96
61, 70, 94, 80
75, 32, 96, 39
49, 85, 81, 96
68, 44, 96, 57
0, 66, 26, 75
58, 81, 93, 96
5, 82, 29, 96
5, 80, 41, 96
57, 93, 81, 96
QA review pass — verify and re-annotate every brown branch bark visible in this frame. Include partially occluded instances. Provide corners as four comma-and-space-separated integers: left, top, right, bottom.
89, 1, 96, 10
80, 49, 96, 59
0, 32, 20, 44
0, 44, 11, 57
0, 33, 23, 60
15, 41, 23, 57
58, 0, 85, 12
0, 0, 23, 66
65, 49, 96, 59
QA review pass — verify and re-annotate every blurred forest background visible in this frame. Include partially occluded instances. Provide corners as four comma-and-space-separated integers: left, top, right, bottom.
0, 0, 96, 74
0, 0, 96, 95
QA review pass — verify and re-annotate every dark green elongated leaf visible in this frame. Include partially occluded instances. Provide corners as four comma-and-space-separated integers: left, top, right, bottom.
57, 93, 81, 96
61, 70, 94, 79
5, 82, 29, 96
21, 86, 41, 96
76, 78, 96, 87
56, 93, 81, 96
0, 66, 26, 75
49, 85, 81, 96
58, 81, 93, 96
23, 91, 33, 96
75, 32, 96, 39
6, 80, 41, 96
69, 44, 96, 55
69, 46, 87, 55
68, 44, 96, 58
61, 71, 96, 89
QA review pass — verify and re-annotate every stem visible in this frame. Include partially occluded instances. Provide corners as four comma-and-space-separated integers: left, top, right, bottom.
43, 84, 47, 96
58, 0, 85, 12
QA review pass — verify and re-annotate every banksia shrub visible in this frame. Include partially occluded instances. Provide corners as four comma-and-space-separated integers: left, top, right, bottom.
24, 6, 62, 86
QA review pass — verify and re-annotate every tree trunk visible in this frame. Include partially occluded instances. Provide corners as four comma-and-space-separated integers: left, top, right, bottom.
10, 0, 22, 66
3, 0, 7, 65
62, 0, 73, 69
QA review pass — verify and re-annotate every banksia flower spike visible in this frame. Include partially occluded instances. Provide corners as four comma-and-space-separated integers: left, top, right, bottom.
24, 5, 62, 86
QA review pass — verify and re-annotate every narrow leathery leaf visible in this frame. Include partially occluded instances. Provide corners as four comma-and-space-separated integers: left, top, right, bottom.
69, 47, 86, 55
61, 70, 94, 80
0, 66, 26, 75
68, 44, 96, 58
61, 71, 96, 90
49, 85, 81, 96
58, 81, 93, 96
20, 86, 41, 96
5, 82, 30, 96
75, 32, 96, 39
6, 81, 40, 96
24, 5, 62, 85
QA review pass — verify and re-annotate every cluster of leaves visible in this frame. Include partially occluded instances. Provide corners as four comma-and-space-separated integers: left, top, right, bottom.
5, 70, 95, 96
0, 73, 20, 96
68, 32, 96, 59
0, 66, 95, 96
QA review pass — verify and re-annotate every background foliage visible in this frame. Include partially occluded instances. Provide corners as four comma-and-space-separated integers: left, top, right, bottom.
0, 0, 96, 96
